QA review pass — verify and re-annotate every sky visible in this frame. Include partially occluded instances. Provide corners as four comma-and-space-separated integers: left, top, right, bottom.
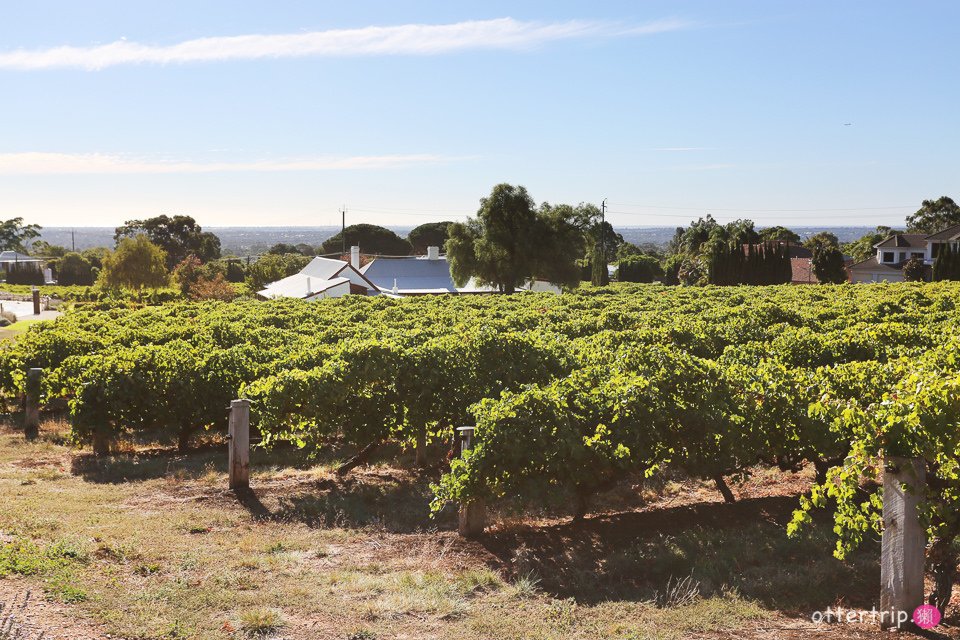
0, 1, 958, 229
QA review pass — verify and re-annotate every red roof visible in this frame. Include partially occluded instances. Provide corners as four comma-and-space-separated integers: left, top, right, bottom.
790, 257, 816, 284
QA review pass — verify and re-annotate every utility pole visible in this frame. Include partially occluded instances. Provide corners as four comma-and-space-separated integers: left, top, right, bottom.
71, 229, 76, 252
600, 199, 607, 267
341, 206, 346, 255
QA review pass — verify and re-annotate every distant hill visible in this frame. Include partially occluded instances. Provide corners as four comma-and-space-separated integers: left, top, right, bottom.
34, 225, 877, 256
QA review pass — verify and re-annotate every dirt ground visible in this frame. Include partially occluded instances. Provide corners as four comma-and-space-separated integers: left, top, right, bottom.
0, 423, 957, 639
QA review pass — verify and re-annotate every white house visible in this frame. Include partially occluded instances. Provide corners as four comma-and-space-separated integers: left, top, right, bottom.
259, 245, 564, 299
848, 223, 960, 283
257, 247, 379, 300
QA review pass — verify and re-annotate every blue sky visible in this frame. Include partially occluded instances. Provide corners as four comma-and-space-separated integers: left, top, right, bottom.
1, 1, 957, 229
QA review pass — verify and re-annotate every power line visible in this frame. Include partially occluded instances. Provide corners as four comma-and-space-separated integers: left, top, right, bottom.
608, 202, 914, 212
605, 209, 908, 220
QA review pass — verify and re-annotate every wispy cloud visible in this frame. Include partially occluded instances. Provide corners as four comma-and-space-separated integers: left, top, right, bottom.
0, 17, 691, 71
0, 152, 457, 174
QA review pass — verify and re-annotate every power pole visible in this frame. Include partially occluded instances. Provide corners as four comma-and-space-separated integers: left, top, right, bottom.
601, 199, 607, 267
341, 206, 346, 255
71, 229, 76, 252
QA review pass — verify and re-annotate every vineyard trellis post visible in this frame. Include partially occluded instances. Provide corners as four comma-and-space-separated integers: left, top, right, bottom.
879, 456, 925, 629
228, 399, 251, 490
23, 368, 42, 440
456, 426, 486, 538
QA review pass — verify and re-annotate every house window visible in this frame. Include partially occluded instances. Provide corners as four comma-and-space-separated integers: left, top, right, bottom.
882, 251, 894, 263
911, 252, 924, 260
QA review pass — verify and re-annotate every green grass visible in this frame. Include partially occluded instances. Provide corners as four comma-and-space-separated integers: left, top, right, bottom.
0, 318, 46, 341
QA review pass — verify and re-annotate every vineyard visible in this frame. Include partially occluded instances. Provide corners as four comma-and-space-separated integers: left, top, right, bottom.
4, 282, 960, 616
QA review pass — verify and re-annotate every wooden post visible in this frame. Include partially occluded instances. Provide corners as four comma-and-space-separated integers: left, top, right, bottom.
228, 399, 251, 490
880, 456, 926, 629
456, 426, 486, 538
24, 368, 42, 440
31, 288, 40, 316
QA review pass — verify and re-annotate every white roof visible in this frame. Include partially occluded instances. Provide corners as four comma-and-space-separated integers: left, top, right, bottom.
258, 274, 350, 299
300, 257, 350, 279
0, 250, 42, 263
361, 255, 497, 294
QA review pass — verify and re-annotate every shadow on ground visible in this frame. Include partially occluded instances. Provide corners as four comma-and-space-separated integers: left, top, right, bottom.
482, 495, 880, 616
230, 471, 457, 533
70, 444, 319, 483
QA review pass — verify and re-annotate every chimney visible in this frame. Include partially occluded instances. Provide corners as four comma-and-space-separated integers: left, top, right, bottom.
350, 245, 360, 269
427, 246, 440, 260
392, 278, 399, 295
306, 276, 312, 296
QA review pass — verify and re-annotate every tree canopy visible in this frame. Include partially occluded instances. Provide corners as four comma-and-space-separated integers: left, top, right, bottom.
320, 224, 411, 256
267, 243, 314, 256
811, 244, 847, 284
100, 235, 169, 290
759, 226, 801, 244
446, 184, 587, 293
906, 196, 960, 234
803, 231, 840, 252
57, 252, 95, 286
115, 215, 220, 270
616, 254, 663, 283
407, 222, 454, 254
669, 216, 760, 257
0, 218, 41, 252
247, 253, 311, 291
841, 226, 899, 263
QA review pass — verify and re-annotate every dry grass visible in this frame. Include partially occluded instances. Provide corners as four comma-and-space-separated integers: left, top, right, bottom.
0, 422, 930, 640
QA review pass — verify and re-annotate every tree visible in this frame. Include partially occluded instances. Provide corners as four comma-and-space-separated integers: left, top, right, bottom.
0, 218, 41, 252
30, 241, 67, 258
669, 216, 759, 257
267, 243, 300, 255
902, 256, 926, 282
759, 226, 801, 244
408, 222, 454, 254
906, 196, 960, 234
534, 207, 587, 289
933, 244, 960, 281
669, 215, 720, 255
189, 273, 236, 301
446, 185, 588, 292
57, 252, 95, 286
616, 255, 663, 283
706, 242, 790, 286
804, 232, 840, 252
173, 255, 204, 295
266, 243, 315, 257
842, 227, 899, 263
247, 253, 311, 291
320, 224, 411, 256
811, 244, 847, 284
82, 247, 110, 270
99, 235, 169, 290
115, 215, 221, 270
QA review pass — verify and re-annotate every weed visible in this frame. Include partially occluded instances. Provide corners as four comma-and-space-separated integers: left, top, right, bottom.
238, 607, 284, 637
511, 571, 541, 599
654, 574, 701, 608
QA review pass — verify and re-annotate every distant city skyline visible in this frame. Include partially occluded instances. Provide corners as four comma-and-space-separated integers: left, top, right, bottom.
1, 1, 957, 228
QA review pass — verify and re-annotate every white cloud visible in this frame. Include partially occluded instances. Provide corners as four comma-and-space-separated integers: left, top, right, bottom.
0, 152, 457, 174
0, 18, 691, 70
